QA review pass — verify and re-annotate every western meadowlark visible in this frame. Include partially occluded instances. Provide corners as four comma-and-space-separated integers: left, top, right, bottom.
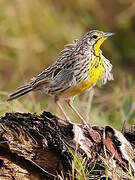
8, 30, 114, 126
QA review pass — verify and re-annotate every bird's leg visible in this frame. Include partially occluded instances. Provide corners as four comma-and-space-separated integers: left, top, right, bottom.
55, 96, 70, 122
67, 98, 89, 126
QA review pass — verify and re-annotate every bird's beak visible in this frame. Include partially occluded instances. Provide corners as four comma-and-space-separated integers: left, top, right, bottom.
103, 32, 115, 38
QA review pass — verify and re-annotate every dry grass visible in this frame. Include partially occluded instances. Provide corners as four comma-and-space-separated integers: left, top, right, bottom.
0, 0, 135, 129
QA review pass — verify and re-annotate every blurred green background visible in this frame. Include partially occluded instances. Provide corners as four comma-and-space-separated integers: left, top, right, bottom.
0, 0, 135, 129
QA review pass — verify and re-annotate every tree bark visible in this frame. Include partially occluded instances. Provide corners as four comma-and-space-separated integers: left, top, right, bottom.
0, 111, 134, 180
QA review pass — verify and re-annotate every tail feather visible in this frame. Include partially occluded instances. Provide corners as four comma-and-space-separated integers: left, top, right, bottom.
8, 84, 33, 101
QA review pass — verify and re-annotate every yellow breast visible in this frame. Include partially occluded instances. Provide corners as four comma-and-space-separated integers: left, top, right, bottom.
65, 55, 104, 97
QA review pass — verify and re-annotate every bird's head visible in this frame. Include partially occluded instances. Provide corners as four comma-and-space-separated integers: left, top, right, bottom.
80, 30, 114, 56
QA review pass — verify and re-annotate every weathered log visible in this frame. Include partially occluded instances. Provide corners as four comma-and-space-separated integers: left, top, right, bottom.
0, 111, 135, 180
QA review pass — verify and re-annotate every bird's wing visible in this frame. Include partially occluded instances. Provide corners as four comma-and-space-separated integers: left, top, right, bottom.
31, 45, 77, 88
48, 69, 77, 94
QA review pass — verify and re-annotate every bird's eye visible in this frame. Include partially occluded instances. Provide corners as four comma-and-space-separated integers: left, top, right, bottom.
92, 35, 98, 39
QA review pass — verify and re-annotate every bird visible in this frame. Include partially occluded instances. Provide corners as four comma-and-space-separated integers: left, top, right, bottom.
8, 30, 114, 126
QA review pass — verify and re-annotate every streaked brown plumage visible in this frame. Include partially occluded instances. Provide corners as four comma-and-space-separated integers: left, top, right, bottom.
8, 30, 114, 126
